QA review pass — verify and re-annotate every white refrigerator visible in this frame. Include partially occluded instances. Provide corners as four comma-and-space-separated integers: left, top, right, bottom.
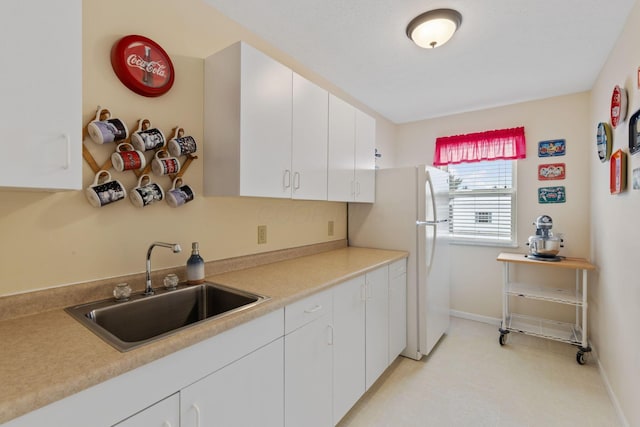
348, 166, 450, 360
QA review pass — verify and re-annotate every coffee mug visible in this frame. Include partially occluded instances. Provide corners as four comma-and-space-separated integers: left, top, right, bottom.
166, 177, 195, 208
130, 174, 164, 208
85, 170, 127, 207
168, 127, 198, 157
151, 150, 180, 176
130, 119, 166, 152
111, 143, 146, 172
87, 107, 128, 144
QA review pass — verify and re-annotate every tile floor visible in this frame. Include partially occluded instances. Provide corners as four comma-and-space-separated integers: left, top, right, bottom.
337, 317, 619, 427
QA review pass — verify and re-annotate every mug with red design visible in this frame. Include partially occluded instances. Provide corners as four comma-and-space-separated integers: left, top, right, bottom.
151, 150, 180, 176
111, 143, 146, 172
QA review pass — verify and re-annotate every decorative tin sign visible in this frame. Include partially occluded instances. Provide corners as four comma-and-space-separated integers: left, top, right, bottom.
110, 35, 175, 97
538, 186, 566, 204
538, 139, 566, 157
597, 122, 612, 162
633, 168, 640, 190
610, 149, 627, 194
610, 85, 628, 128
538, 163, 565, 180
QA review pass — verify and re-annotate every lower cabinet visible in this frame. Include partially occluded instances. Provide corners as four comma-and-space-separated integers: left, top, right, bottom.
113, 394, 179, 427
284, 289, 333, 427
388, 259, 408, 361
180, 338, 284, 427
365, 266, 390, 390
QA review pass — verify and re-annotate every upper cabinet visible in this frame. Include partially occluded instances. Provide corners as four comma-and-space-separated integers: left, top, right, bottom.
204, 41, 293, 198
328, 95, 376, 203
204, 41, 374, 202
0, 0, 82, 190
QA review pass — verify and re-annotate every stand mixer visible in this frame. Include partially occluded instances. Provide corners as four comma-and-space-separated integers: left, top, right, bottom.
526, 215, 564, 261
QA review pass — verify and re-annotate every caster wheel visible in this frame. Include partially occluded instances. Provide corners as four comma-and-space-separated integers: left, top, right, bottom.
499, 334, 507, 346
576, 351, 586, 365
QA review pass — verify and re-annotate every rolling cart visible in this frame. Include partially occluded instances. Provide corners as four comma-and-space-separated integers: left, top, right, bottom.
496, 252, 596, 365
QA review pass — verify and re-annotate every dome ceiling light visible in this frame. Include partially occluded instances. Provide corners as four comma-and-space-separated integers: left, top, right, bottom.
406, 8, 462, 49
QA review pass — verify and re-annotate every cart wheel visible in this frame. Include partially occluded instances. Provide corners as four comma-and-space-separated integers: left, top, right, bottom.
576, 351, 586, 365
499, 333, 507, 346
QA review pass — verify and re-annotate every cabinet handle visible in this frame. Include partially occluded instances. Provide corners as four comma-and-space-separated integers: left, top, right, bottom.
327, 325, 334, 345
361, 283, 367, 302
63, 133, 71, 170
356, 181, 361, 196
366, 281, 372, 300
191, 403, 201, 427
304, 304, 322, 314
293, 171, 301, 190
283, 169, 291, 189
350, 180, 356, 196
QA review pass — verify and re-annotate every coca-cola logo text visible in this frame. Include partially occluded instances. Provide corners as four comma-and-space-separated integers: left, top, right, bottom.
126, 54, 168, 79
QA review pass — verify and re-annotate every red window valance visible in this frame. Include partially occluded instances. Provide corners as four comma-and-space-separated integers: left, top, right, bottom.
433, 126, 526, 166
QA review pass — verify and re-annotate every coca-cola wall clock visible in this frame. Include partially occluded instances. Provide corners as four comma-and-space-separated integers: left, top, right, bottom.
110, 35, 175, 97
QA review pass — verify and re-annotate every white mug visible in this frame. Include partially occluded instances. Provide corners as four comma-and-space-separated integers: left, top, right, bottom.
87, 107, 128, 144
166, 177, 195, 208
130, 119, 166, 152
111, 143, 146, 172
85, 171, 127, 207
130, 174, 164, 208
151, 150, 180, 176
168, 127, 198, 157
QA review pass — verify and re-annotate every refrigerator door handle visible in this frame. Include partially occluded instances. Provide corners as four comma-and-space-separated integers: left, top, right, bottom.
416, 219, 448, 226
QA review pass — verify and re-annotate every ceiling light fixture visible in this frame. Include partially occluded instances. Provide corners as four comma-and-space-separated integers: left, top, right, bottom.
406, 8, 462, 49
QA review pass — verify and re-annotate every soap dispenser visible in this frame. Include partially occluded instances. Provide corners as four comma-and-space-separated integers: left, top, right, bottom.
186, 242, 205, 285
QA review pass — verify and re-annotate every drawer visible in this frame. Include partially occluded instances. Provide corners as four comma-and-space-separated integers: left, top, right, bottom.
389, 259, 407, 278
285, 288, 333, 334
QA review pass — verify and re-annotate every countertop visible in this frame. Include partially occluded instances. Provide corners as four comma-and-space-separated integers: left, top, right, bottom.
496, 252, 596, 270
0, 246, 406, 424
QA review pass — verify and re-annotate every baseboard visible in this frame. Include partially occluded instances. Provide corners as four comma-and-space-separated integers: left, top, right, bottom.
591, 347, 630, 427
450, 309, 501, 326
450, 310, 630, 426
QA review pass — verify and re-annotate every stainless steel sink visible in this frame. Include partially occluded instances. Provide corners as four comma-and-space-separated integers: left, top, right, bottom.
65, 282, 269, 352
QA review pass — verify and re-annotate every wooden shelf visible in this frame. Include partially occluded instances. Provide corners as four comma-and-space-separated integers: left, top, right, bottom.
497, 252, 596, 271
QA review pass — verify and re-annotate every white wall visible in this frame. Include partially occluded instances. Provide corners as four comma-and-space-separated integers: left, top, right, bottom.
589, 2, 640, 425
395, 93, 591, 320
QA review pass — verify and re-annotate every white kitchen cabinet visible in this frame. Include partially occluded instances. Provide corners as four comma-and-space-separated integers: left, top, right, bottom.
180, 338, 284, 427
204, 41, 293, 198
292, 72, 329, 200
332, 275, 366, 425
284, 289, 333, 427
365, 266, 389, 390
327, 95, 376, 202
113, 394, 179, 427
388, 259, 407, 361
0, 0, 82, 190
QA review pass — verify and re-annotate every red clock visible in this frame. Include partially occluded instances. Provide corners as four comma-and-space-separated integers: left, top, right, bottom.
110, 35, 175, 97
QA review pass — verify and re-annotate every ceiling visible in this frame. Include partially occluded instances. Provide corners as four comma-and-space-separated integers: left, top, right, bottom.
204, 0, 636, 124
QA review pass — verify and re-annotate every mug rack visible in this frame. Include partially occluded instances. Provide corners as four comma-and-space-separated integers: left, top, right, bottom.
82, 109, 197, 184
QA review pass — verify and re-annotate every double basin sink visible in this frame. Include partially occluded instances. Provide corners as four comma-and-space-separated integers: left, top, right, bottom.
66, 282, 269, 352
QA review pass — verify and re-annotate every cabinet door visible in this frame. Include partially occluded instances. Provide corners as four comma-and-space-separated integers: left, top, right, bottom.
0, 0, 81, 190
285, 312, 333, 427
114, 394, 179, 427
328, 94, 356, 201
292, 73, 328, 200
332, 276, 366, 425
389, 269, 407, 362
365, 266, 389, 390
181, 338, 284, 427
354, 109, 376, 202
240, 44, 293, 198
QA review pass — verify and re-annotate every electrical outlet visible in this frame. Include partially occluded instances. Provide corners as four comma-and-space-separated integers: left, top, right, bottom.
328, 220, 334, 236
257, 225, 267, 244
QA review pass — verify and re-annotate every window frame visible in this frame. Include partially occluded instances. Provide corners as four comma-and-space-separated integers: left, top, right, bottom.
443, 160, 518, 248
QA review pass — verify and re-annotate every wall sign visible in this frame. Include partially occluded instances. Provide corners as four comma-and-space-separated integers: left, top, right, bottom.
538, 186, 566, 204
538, 139, 566, 157
110, 35, 175, 97
610, 85, 628, 128
538, 163, 565, 180
610, 149, 627, 194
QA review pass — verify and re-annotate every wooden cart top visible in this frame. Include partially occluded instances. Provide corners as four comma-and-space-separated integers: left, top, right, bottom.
497, 252, 596, 270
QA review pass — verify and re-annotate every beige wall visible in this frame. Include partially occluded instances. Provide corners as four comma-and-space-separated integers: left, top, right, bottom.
589, 2, 640, 425
395, 92, 592, 321
0, 0, 396, 296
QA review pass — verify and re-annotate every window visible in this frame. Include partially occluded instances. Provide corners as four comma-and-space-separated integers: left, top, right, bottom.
445, 160, 516, 246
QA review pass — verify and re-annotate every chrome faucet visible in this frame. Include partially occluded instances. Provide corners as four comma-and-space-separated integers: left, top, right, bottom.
145, 242, 182, 296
